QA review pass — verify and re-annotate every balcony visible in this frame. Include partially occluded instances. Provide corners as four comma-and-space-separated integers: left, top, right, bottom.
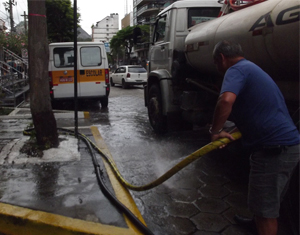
137, 15, 156, 25
136, 0, 166, 8
137, 3, 164, 17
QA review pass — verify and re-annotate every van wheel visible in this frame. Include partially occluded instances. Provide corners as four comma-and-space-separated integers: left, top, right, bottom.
100, 97, 108, 108
148, 84, 167, 134
122, 79, 128, 89
110, 78, 115, 87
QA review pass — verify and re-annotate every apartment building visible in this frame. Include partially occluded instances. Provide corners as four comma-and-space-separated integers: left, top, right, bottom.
133, 0, 176, 62
121, 12, 133, 29
92, 13, 119, 43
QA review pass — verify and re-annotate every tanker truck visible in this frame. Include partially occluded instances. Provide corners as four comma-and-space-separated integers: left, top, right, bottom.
144, 0, 299, 134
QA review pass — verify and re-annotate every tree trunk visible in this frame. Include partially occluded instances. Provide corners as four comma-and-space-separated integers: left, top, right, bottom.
28, 0, 58, 148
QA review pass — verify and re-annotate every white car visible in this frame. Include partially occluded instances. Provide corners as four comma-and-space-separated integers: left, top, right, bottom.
110, 65, 147, 89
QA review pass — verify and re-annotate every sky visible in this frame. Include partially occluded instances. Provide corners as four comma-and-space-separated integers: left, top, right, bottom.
0, 0, 132, 34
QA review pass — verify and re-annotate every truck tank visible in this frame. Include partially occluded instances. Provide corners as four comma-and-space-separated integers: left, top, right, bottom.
185, 0, 299, 109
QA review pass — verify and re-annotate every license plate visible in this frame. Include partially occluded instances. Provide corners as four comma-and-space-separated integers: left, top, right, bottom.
59, 77, 73, 82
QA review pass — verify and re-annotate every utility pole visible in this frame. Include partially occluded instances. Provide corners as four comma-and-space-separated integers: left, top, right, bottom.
4, 0, 15, 32
21, 11, 28, 32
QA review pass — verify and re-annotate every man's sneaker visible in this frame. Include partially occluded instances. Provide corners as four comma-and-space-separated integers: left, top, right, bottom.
234, 214, 257, 234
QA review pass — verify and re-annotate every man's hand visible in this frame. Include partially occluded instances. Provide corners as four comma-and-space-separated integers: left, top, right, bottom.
211, 130, 235, 148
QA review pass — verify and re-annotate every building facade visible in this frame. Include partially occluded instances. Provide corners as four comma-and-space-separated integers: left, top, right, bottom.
121, 12, 133, 29
92, 13, 119, 43
133, 0, 176, 62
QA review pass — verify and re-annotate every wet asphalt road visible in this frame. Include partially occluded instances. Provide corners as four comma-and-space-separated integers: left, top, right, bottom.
54, 84, 294, 235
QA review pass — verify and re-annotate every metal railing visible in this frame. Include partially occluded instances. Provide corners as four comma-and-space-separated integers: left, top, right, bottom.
0, 47, 29, 107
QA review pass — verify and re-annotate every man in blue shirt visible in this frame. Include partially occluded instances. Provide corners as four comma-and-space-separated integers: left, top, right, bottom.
210, 40, 299, 235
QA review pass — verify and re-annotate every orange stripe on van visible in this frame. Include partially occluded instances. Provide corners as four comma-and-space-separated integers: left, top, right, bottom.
51, 69, 106, 84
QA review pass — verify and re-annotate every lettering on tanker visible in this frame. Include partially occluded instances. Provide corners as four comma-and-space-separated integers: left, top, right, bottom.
249, 5, 300, 31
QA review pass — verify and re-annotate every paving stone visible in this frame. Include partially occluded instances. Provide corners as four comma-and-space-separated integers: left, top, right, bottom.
194, 197, 230, 214
222, 207, 253, 224
191, 213, 230, 232
160, 216, 197, 235
224, 181, 248, 193
222, 224, 254, 235
141, 191, 172, 207
224, 192, 248, 208
197, 170, 230, 186
170, 188, 201, 202
199, 185, 230, 198
192, 231, 220, 235
165, 201, 199, 218
171, 171, 205, 189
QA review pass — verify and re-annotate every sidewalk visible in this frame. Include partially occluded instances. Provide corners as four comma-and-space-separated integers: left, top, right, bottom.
0, 106, 297, 235
0, 107, 147, 235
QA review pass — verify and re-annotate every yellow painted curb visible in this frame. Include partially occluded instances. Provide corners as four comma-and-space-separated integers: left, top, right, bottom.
90, 126, 146, 235
0, 126, 146, 235
0, 202, 136, 235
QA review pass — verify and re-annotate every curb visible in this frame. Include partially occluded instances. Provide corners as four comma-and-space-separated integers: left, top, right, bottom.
0, 111, 90, 120
0, 202, 136, 235
0, 126, 146, 235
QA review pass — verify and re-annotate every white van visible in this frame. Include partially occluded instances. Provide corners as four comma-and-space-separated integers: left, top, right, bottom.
48, 42, 110, 107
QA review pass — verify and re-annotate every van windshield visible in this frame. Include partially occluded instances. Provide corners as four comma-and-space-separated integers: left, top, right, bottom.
188, 7, 221, 28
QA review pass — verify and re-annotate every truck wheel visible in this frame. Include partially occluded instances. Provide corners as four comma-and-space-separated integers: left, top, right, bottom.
100, 96, 108, 108
110, 78, 115, 87
148, 84, 167, 133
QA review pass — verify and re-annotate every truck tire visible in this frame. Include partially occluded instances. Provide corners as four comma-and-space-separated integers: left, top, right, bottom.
100, 96, 108, 108
110, 77, 115, 87
148, 84, 167, 133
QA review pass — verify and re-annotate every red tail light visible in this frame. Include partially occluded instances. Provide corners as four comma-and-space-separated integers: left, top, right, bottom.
127, 73, 130, 78
105, 69, 109, 84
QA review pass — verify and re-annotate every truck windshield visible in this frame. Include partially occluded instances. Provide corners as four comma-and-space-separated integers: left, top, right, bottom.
188, 7, 221, 28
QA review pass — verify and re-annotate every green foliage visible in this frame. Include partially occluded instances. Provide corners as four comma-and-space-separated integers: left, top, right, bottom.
110, 25, 150, 63
0, 32, 28, 56
46, 0, 81, 42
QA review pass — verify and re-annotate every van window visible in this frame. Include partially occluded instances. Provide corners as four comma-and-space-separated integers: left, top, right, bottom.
81, 46, 102, 67
188, 7, 221, 28
54, 47, 74, 68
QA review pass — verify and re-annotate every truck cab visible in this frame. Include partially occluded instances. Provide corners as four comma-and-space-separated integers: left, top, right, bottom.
145, 1, 221, 133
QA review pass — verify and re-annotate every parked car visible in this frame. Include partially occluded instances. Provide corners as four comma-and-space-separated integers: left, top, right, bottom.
110, 65, 147, 89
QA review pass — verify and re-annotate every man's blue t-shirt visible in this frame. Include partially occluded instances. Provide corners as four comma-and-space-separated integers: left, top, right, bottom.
220, 59, 299, 147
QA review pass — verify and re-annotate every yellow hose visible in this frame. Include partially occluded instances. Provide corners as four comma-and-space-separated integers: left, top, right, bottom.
91, 131, 242, 191
23, 128, 241, 191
